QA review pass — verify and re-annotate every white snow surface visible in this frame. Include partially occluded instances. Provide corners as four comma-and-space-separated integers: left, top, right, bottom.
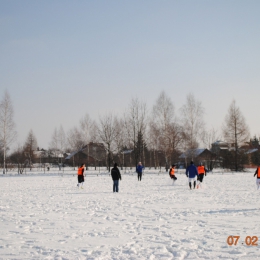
0, 169, 260, 260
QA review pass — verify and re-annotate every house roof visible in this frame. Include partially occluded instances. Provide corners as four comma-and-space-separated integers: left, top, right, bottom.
122, 150, 133, 154
179, 148, 209, 159
33, 151, 45, 158
65, 147, 86, 160
212, 140, 229, 146
245, 148, 258, 154
33, 150, 65, 158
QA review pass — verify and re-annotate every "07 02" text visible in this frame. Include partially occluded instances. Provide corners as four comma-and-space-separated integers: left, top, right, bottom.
227, 236, 258, 246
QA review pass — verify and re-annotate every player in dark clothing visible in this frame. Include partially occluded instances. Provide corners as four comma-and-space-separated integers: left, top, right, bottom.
136, 162, 144, 181
186, 161, 198, 190
111, 163, 122, 192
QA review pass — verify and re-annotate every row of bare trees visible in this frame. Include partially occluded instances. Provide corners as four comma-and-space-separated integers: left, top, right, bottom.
0, 90, 252, 172
0, 91, 16, 173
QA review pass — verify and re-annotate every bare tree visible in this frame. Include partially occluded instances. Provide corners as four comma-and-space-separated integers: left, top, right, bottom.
123, 114, 134, 167
151, 91, 178, 170
202, 127, 220, 150
180, 93, 205, 161
168, 123, 183, 165
90, 121, 99, 143
126, 97, 147, 166
58, 125, 66, 164
202, 127, 220, 170
0, 91, 16, 173
113, 117, 126, 167
49, 127, 59, 158
67, 127, 84, 151
80, 113, 95, 169
66, 127, 84, 167
147, 121, 160, 169
222, 100, 250, 171
98, 113, 117, 171
50, 125, 66, 165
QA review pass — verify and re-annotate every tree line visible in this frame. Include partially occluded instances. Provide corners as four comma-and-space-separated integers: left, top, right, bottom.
0, 90, 256, 173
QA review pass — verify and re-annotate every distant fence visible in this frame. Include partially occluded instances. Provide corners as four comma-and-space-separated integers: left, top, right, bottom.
0, 166, 181, 176
0, 166, 255, 176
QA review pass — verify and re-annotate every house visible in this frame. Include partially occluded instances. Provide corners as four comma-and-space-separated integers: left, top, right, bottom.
211, 140, 229, 154
245, 148, 260, 168
65, 142, 107, 167
33, 149, 67, 165
179, 148, 214, 168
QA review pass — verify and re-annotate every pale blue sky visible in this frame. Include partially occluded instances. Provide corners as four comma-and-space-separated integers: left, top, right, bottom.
1, 0, 260, 149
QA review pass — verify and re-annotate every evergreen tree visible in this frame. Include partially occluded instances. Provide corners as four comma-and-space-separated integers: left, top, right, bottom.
134, 130, 147, 165
23, 130, 38, 167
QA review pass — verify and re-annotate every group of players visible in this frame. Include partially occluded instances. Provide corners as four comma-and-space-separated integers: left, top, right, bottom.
77, 161, 260, 191
169, 161, 260, 190
169, 161, 207, 189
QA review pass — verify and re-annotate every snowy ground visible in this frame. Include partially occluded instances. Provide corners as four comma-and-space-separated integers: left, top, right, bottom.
0, 169, 260, 260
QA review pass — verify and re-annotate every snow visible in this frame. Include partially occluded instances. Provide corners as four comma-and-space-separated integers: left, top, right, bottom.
0, 169, 260, 259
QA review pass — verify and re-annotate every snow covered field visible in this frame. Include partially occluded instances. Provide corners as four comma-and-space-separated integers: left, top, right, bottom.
0, 169, 259, 260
